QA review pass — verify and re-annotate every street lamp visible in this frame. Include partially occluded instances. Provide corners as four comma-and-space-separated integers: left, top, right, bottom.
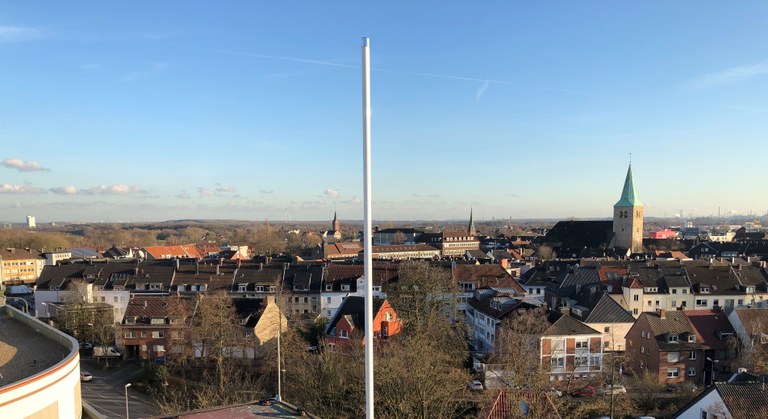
124, 383, 131, 419
707, 357, 720, 386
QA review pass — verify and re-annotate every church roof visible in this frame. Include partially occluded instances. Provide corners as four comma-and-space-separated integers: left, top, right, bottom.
615, 164, 643, 207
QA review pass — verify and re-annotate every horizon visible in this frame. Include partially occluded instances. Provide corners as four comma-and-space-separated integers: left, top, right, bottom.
2, 2, 768, 222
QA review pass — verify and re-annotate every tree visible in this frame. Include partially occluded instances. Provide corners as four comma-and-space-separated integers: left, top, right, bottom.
488, 306, 550, 391
282, 260, 476, 418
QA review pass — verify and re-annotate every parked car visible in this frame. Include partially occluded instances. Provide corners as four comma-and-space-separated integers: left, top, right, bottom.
93, 346, 121, 358
571, 385, 596, 397
80, 370, 93, 382
598, 384, 627, 395
469, 380, 484, 391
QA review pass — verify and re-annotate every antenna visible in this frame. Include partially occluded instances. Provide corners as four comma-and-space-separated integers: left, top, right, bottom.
629, 152, 632, 165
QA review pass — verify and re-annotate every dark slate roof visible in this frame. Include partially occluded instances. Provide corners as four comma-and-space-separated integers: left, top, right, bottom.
324, 296, 386, 335
284, 264, 324, 293
684, 260, 768, 295
673, 380, 768, 418
543, 312, 601, 336
232, 298, 266, 328
540, 220, 614, 251
570, 290, 634, 324
716, 381, 768, 418
558, 266, 601, 289
467, 293, 537, 321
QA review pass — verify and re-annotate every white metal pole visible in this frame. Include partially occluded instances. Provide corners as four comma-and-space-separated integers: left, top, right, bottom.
362, 36, 375, 419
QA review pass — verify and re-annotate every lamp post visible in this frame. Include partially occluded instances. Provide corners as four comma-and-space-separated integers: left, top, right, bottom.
707, 357, 719, 386
124, 383, 131, 419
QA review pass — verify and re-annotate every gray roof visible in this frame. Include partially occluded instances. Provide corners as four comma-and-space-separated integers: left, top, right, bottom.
577, 292, 635, 324
559, 267, 601, 289
543, 312, 601, 336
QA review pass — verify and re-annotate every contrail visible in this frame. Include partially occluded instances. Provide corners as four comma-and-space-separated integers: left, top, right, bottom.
170, 44, 579, 94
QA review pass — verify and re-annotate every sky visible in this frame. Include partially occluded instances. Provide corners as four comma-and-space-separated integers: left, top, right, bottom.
1, 2, 767, 223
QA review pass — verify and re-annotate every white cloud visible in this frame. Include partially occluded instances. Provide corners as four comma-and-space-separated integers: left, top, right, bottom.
2, 158, 49, 172
476, 80, 490, 101
175, 191, 191, 199
324, 188, 341, 199
686, 61, 768, 89
0, 183, 45, 194
215, 186, 236, 193
260, 189, 274, 194
83, 184, 146, 195
0, 25, 44, 43
50, 186, 79, 195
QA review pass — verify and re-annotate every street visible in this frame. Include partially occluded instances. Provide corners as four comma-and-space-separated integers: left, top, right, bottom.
80, 357, 161, 419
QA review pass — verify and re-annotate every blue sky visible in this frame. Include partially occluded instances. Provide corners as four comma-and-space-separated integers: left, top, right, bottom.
2, 2, 767, 223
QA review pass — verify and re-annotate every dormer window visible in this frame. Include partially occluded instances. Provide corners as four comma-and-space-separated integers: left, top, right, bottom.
687, 334, 696, 343
747, 286, 755, 294
700, 287, 710, 294
668, 334, 679, 343
238, 284, 247, 292
325, 284, 333, 291
341, 284, 350, 292
255, 285, 265, 292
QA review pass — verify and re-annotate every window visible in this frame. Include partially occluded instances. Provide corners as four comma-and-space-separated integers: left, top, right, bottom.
113, 296, 119, 303
575, 339, 588, 350
140, 331, 147, 338
667, 352, 680, 362
604, 326, 611, 333
341, 284, 350, 291
696, 299, 708, 307
152, 331, 164, 338
238, 284, 246, 292
124, 331, 137, 338
303, 297, 308, 303
151, 318, 165, 325
551, 356, 565, 369
647, 301, 652, 306
671, 300, 677, 308
255, 286, 265, 292
666, 368, 680, 378
688, 335, 696, 343
641, 330, 646, 338
682, 289, 687, 294
326, 297, 331, 304
672, 289, 677, 294
340, 329, 349, 339
668, 334, 679, 343
690, 350, 697, 360
141, 344, 147, 352
153, 345, 165, 352
633, 295, 639, 301
688, 367, 696, 377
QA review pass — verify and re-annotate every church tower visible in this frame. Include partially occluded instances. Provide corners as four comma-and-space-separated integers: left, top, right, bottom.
332, 211, 340, 233
613, 164, 644, 253
468, 209, 476, 237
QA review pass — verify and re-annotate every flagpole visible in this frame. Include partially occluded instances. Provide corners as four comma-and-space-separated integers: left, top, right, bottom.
362, 36, 375, 419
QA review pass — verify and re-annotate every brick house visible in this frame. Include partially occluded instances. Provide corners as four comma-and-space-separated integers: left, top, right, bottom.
625, 310, 704, 385
324, 296, 400, 349
540, 312, 604, 383
121, 295, 188, 362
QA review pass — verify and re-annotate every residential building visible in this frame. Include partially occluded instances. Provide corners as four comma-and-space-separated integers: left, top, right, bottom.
466, 289, 537, 354
540, 312, 604, 383
673, 374, 768, 418
727, 307, 768, 355
42, 250, 72, 266
0, 247, 46, 286
324, 296, 401, 349
121, 295, 188, 362
562, 286, 636, 352
625, 310, 712, 386
453, 264, 527, 314
366, 244, 441, 260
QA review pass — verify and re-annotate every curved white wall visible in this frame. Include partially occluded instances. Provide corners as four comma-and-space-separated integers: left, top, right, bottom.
0, 306, 82, 419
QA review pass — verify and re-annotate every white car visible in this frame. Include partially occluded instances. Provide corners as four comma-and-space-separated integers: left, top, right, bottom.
80, 370, 93, 382
598, 384, 626, 395
469, 380, 484, 391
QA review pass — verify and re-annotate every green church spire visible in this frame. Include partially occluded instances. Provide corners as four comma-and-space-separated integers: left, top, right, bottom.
615, 164, 642, 207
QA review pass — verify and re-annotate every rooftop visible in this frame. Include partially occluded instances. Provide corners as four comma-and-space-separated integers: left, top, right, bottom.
0, 310, 70, 387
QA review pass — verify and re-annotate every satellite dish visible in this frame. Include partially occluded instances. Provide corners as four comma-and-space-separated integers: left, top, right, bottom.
519, 400, 530, 416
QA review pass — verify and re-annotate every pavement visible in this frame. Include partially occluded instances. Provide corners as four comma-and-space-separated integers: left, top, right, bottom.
80, 357, 161, 418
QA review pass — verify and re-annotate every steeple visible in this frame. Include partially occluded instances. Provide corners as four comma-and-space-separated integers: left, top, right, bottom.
468, 208, 476, 236
332, 211, 340, 233
615, 164, 643, 207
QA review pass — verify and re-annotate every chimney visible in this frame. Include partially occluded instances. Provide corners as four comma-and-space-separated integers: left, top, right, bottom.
144, 300, 147, 308
657, 309, 666, 319
559, 304, 570, 315
215, 264, 220, 275
174, 259, 180, 270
